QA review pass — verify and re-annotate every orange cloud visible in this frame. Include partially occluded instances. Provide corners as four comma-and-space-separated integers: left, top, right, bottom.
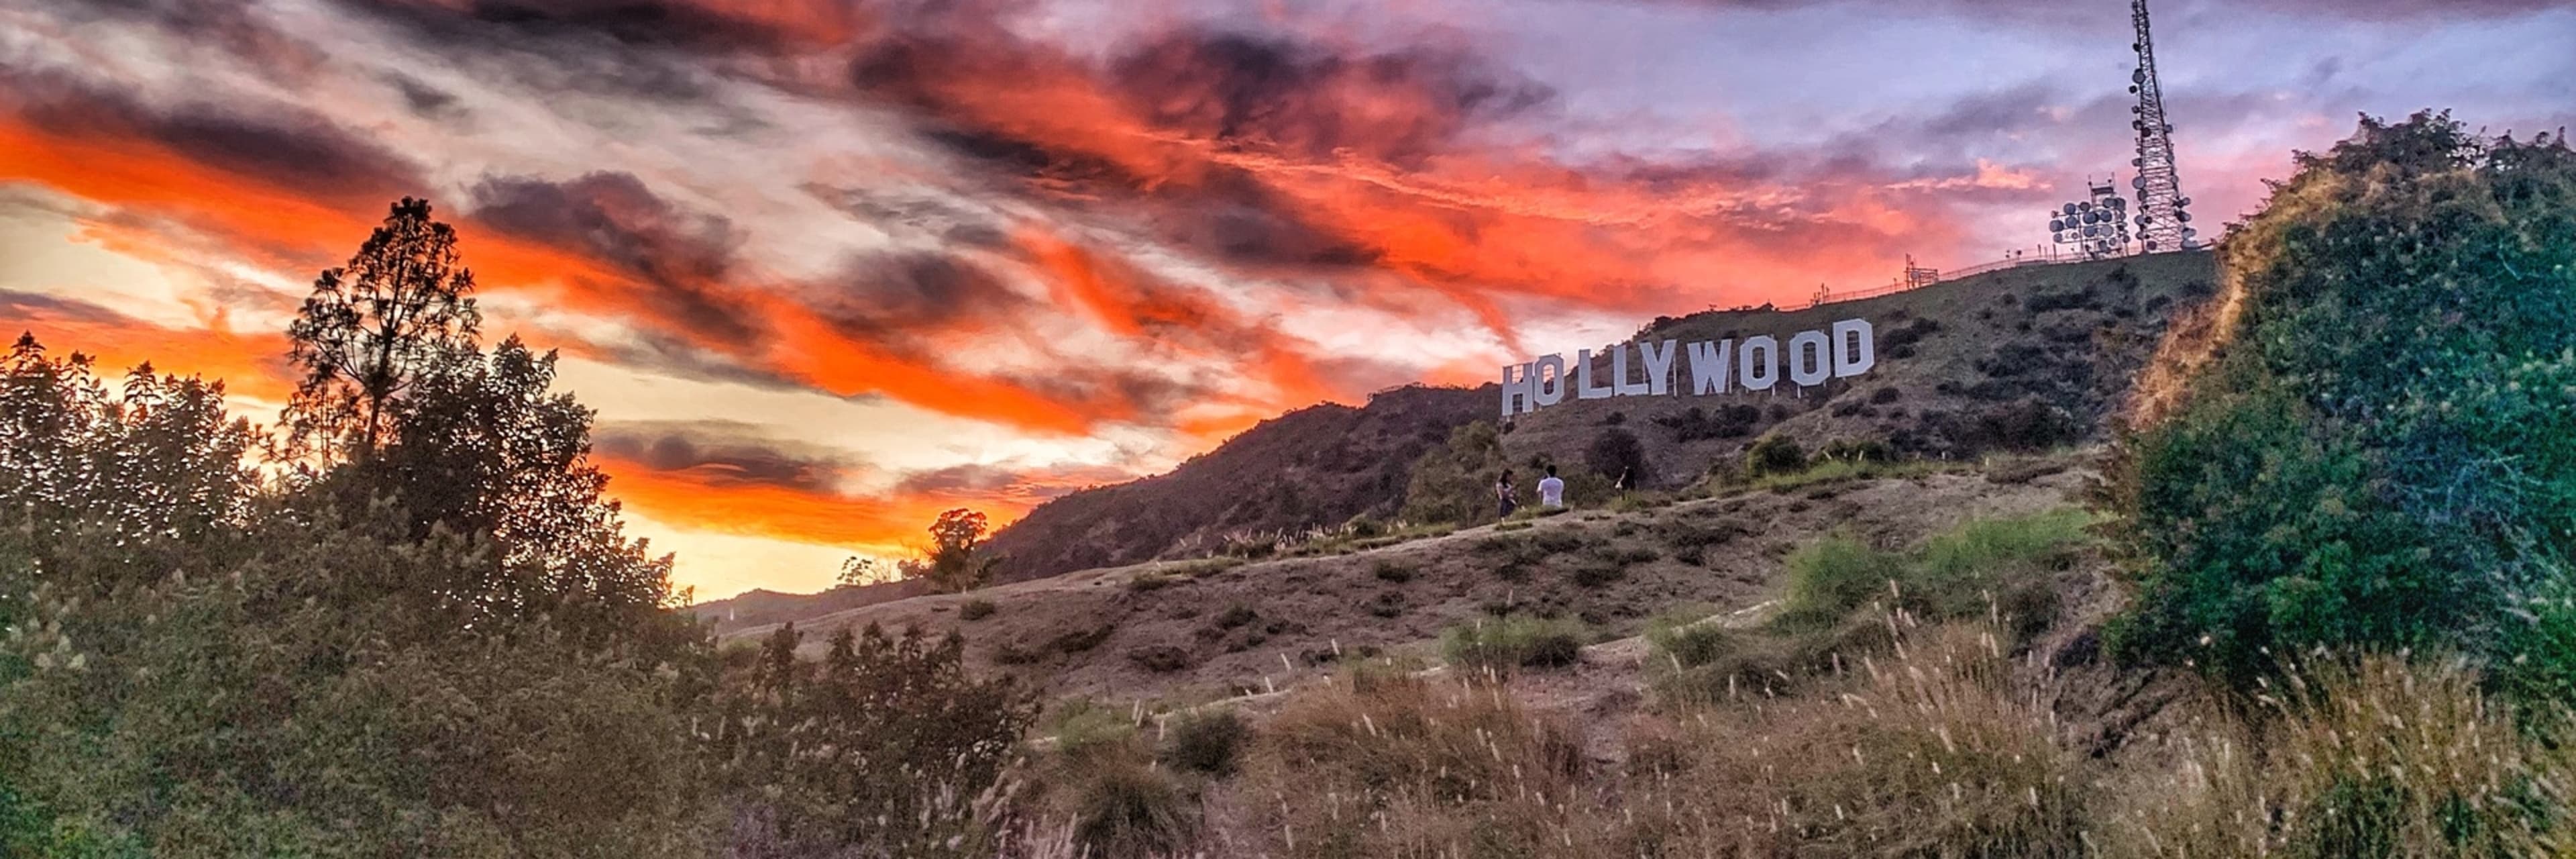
1, 294, 294, 403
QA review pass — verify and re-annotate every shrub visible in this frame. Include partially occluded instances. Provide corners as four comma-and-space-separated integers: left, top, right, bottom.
1587, 426, 1649, 487
1399, 421, 1509, 526
1773, 510, 2091, 644
959, 598, 997, 621
1371, 560, 1417, 583
1159, 710, 1248, 776
1869, 386, 1903, 405
1944, 399, 2084, 452
1442, 615, 1586, 671
1052, 624, 1116, 654
1062, 752, 1199, 857
1127, 645, 1195, 674
1213, 605, 1258, 630
1745, 434, 1807, 478
1773, 533, 1907, 632
1817, 437, 1891, 463
2103, 114, 2576, 694
1366, 590, 1407, 618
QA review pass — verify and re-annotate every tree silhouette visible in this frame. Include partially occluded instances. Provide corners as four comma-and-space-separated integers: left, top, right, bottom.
910, 508, 995, 593
284, 197, 480, 465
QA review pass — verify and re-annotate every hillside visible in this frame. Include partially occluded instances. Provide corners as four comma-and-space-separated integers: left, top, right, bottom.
720, 452, 2098, 704
1495, 250, 2217, 486
979, 383, 1495, 580
700, 251, 2215, 632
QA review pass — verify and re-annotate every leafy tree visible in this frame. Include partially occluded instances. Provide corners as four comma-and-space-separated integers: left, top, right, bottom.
836, 556, 883, 589
284, 197, 482, 464
907, 508, 996, 593
2102, 112, 2576, 694
373, 336, 683, 646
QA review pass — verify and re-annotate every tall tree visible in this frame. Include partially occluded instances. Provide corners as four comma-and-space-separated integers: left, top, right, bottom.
284, 197, 480, 464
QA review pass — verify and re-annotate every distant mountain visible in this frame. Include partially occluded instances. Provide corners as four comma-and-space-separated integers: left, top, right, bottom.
981, 383, 1495, 581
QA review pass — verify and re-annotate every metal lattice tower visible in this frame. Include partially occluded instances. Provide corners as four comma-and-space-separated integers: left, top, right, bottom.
2127, 0, 2196, 251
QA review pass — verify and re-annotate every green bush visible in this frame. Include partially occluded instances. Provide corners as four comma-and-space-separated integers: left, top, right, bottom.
959, 598, 997, 621
1745, 435, 1807, 478
1442, 615, 1586, 671
1776, 510, 2092, 644
1159, 709, 1248, 776
2102, 114, 2576, 694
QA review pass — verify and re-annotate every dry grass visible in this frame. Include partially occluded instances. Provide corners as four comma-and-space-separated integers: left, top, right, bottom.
1622, 621, 2087, 858
2093, 654, 2576, 858
1226, 672, 1590, 858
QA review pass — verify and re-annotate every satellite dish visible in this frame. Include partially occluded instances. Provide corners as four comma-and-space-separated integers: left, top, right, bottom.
2079, 201, 2094, 213
2178, 197, 2192, 206
2145, 240, 2159, 251
2137, 215, 2153, 225
2182, 228, 2199, 238
2178, 211, 2193, 222
2050, 219, 2064, 232
2133, 70, 2147, 84
2062, 203, 2079, 216
2132, 176, 2148, 189
2110, 197, 2126, 208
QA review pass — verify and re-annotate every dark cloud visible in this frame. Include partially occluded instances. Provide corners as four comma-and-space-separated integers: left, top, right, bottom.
388, 74, 465, 119
592, 423, 858, 491
0, 69, 427, 208
810, 252, 1028, 337
1106, 31, 1553, 166
0, 291, 136, 327
39, 0, 327, 76
890, 462, 1020, 495
467, 171, 762, 345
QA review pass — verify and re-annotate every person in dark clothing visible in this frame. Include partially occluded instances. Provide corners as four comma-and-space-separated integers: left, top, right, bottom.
1497, 470, 1519, 519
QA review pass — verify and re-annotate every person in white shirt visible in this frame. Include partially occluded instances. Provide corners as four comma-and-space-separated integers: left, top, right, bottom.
1538, 464, 1566, 509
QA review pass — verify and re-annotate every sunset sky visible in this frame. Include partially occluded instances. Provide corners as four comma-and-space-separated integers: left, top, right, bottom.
3, 0, 2569, 599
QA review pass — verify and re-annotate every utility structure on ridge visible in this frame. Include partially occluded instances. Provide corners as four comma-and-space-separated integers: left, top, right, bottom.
2127, 0, 2197, 251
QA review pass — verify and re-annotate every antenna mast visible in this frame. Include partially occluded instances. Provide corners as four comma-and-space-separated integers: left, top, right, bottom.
2127, 0, 2196, 251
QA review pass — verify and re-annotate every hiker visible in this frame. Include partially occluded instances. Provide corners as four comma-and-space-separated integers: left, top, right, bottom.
1539, 464, 1566, 509
1497, 470, 1519, 519
1615, 466, 1633, 494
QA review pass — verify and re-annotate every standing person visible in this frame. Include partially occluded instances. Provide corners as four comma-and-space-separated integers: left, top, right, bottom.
1538, 464, 1566, 509
1496, 470, 1519, 519
1615, 466, 1633, 495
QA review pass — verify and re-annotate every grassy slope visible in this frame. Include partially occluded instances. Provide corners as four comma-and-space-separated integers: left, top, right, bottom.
718, 450, 2097, 707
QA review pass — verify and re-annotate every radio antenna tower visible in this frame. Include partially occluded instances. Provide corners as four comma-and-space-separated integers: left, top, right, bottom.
2127, 0, 2196, 251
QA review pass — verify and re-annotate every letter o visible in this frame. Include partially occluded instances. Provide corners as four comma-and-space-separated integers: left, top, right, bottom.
1533, 354, 1567, 406
1739, 336, 1778, 391
1788, 330, 1831, 387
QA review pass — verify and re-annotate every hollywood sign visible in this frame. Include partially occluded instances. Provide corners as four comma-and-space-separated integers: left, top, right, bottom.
1501, 319, 1876, 417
